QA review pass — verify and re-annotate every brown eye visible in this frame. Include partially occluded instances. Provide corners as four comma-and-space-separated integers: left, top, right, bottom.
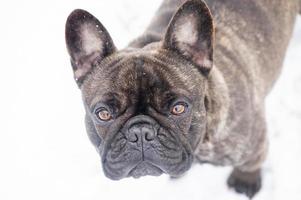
96, 108, 112, 121
171, 104, 186, 115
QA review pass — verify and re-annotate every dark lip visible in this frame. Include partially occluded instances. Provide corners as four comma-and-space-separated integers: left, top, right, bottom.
128, 161, 163, 178
102, 146, 193, 180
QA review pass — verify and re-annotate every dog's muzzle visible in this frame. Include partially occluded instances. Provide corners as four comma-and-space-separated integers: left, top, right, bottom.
102, 115, 193, 180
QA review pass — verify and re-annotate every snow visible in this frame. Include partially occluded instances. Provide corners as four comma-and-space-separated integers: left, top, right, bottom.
0, 0, 300, 199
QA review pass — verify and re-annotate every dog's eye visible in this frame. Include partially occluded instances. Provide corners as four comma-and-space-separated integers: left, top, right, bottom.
96, 108, 112, 121
171, 103, 186, 115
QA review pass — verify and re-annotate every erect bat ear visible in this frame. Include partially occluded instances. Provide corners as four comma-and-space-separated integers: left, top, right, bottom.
65, 9, 116, 86
163, 0, 214, 75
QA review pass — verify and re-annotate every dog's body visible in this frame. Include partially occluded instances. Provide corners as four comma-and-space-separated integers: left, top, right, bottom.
65, 0, 301, 198
133, 0, 299, 169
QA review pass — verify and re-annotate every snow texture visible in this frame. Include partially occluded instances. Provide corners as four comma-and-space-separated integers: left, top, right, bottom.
0, 0, 300, 199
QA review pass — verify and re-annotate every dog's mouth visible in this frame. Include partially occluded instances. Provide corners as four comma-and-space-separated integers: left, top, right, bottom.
101, 126, 193, 180
128, 161, 163, 178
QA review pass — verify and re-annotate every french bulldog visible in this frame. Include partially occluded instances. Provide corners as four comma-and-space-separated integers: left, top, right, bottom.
65, 0, 301, 198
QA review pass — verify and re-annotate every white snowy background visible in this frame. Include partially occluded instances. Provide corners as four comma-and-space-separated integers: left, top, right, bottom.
0, 0, 300, 199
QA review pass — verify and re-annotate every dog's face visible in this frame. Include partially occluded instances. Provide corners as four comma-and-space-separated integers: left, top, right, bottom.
65, 0, 214, 180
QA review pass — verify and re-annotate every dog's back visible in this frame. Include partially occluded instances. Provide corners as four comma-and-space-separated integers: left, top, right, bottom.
209, 0, 299, 95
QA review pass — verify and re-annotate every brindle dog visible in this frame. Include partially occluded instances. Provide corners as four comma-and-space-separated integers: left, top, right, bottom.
65, 0, 301, 198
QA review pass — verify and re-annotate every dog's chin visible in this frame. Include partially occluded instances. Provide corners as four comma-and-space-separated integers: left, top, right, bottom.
102, 161, 163, 180
128, 162, 163, 178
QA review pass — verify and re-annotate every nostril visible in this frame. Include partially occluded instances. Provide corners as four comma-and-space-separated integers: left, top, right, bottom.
128, 133, 139, 143
142, 127, 156, 141
127, 125, 142, 143
145, 132, 154, 141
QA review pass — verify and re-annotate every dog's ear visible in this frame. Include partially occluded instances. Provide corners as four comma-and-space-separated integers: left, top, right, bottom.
163, 0, 214, 75
65, 9, 116, 85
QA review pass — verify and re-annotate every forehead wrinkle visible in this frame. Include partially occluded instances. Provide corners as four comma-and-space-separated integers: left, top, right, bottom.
83, 53, 197, 109
86, 58, 144, 110
82, 58, 126, 107
154, 51, 206, 93
143, 56, 193, 96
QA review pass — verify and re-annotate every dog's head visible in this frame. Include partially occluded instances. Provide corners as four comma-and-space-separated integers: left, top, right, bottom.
65, 0, 214, 180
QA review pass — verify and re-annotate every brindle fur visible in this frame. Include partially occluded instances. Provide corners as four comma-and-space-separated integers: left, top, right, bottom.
132, 1, 300, 197
66, 0, 301, 198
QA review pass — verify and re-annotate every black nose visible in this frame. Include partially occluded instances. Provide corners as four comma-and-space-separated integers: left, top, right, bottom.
124, 115, 158, 143
127, 124, 156, 143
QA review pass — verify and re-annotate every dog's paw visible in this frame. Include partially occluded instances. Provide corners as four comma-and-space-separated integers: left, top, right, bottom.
227, 169, 261, 199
